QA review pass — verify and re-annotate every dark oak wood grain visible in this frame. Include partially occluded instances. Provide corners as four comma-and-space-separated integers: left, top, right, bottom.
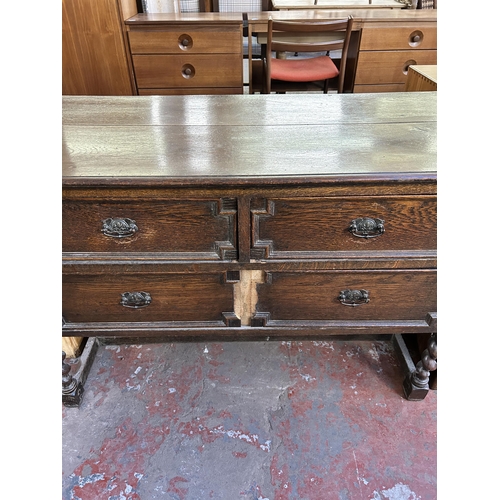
62, 94, 436, 401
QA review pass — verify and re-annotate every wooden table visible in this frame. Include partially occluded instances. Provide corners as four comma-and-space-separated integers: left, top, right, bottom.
246, 9, 437, 93
271, 0, 408, 10
62, 92, 437, 405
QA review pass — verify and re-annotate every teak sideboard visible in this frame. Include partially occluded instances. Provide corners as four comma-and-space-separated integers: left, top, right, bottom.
62, 93, 437, 405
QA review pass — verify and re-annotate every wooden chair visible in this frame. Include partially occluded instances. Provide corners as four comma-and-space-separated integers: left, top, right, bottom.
263, 17, 353, 94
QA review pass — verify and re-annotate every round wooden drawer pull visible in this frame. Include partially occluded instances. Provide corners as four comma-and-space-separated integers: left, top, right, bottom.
181, 64, 195, 79
178, 34, 193, 50
408, 30, 424, 47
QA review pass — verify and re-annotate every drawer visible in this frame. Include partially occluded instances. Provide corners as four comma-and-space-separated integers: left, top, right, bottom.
254, 270, 437, 323
133, 54, 243, 88
355, 50, 437, 85
359, 27, 437, 51
128, 30, 242, 55
353, 84, 405, 93
62, 198, 237, 260
62, 272, 237, 325
250, 196, 436, 259
138, 87, 243, 95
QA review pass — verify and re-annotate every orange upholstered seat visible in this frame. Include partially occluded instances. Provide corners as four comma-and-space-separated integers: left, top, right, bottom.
270, 55, 339, 82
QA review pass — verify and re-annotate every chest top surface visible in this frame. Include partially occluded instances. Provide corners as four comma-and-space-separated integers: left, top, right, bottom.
62, 93, 436, 186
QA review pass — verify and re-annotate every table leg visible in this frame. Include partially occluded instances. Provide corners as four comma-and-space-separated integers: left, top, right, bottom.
403, 330, 437, 401
62, 337, 99, 408
62, 351, 84, 408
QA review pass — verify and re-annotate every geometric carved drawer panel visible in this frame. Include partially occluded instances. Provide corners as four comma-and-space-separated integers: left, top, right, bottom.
254, 270, 437, 324
62, 198, 237, 260
250, 196, 436, 259
62, 271, 237, 325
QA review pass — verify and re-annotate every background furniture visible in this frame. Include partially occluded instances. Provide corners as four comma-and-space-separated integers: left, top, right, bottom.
405, 64, 437, 91
62, 0, 138, 95
62, 92, 437, 404
125, 13, 244, 94
247, 9, 436, 93
271, 0, 407, 10
353, 14, 436, 92
263, 18, 353, 93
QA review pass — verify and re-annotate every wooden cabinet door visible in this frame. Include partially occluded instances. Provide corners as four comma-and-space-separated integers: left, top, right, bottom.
62, 0, 136, 95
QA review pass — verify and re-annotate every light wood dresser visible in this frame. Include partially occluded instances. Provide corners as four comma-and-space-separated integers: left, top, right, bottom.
125, 13, 244, 95
62, 93, 437, 405
353, 10, 437, 92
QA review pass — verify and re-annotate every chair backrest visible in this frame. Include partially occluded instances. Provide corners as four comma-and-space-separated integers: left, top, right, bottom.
265, 17, 353, 93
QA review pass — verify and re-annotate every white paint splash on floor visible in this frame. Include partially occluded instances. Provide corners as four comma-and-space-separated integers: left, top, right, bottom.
370, 483, 421, 500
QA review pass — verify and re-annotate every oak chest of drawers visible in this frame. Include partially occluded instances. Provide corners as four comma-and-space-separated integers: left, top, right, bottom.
125, 13, 244, 95
62, 93, 437, 396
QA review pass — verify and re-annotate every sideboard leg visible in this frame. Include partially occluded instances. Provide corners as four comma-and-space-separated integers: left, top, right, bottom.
62, 337, 99, 408
403, 332, 437, 401
62, 351, 84, 408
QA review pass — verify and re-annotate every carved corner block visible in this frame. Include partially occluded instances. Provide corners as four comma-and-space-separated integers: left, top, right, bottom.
251, 312, 271, 327
222, 312, 241, 327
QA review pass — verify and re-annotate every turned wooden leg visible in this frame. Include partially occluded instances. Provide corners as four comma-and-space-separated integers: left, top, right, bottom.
62, 351, 84, 408
403, 332, 437, 401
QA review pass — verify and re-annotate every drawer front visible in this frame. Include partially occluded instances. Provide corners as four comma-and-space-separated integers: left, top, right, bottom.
62, 198, 237, 260
359, 27, 437, 51
138, 87, 243, 95
355, 50, 437, 85
62, 272, 237, 324
133, 54, 243, 88
250, 196, 436, 259
128, 30, 242, 55
353, 83, 405, 93
254, 270, 436, 323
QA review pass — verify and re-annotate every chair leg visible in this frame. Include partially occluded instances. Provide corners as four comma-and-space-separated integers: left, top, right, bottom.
323, 79, 329, 94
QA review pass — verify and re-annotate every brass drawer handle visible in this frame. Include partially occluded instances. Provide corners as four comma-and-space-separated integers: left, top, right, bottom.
338, 289, 370, 307
120, 291, 152, 308
349, 217, 385, 238
102, 217, 138, 238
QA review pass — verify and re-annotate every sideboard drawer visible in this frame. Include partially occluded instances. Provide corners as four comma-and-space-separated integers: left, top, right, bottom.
63, 199, 237, 259
359, 27, 437, 51
62, 272, 236, 324
251, 196, 436, 259
255, 270, 436, 323
128, 30, 242, 55
355, 50, 437, 85
133, 54, 243, 89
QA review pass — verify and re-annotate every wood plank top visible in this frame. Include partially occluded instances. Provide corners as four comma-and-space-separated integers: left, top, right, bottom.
271, 0, 405, 9
125, 12, 243, 24
246, 8, 436, 22
62, 93, 436, 185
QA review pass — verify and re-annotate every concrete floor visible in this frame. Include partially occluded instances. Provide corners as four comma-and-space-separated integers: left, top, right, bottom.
62, 339, 436, 500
